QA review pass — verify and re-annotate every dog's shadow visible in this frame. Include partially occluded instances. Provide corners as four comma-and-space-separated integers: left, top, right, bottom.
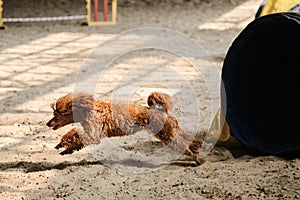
0, 140, 215, 173
0, 159, 103, 173
0, 158, 199, 173
100, 158, 198, 169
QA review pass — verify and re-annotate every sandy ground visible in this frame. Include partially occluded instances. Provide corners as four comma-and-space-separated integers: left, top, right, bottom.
1, 0, 300, 199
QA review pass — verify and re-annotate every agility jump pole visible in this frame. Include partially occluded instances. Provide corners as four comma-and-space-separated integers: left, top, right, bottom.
103, 0, 108, 21
93, 0, 108, 22
0, 0, 117, 29
93, 0, 99, 21
87, 0, 117, 26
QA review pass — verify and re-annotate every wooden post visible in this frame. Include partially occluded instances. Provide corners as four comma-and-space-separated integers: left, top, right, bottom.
112, 0, 117, 24
0, 0, 6, 29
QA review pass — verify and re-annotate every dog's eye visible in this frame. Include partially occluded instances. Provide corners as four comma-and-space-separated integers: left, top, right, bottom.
56, 110, 70, 115
54, 110, 62, 115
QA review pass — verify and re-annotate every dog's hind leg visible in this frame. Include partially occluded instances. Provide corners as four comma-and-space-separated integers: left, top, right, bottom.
150, 114, 207, 165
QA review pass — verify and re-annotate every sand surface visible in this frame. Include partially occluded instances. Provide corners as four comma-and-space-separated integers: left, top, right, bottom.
1, 0, 300, 199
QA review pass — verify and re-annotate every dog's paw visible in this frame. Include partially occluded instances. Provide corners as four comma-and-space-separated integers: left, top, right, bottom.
56, 144, 83, 155
55, 143, 63, 149
55, 143, 83, 155
59, 148, 75, 155
55, 129, 84, 155
193, 154, 206, 165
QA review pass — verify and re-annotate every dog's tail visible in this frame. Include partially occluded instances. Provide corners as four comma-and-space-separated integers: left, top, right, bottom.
147, 92, 173, 112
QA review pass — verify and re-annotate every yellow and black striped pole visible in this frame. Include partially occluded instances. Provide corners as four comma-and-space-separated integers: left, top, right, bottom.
0, 0, 6, 29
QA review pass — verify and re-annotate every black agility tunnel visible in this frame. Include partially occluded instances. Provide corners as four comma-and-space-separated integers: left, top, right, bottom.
221, 13, 300, 154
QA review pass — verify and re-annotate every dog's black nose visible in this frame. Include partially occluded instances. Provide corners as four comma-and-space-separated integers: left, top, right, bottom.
46, 119, 53, 127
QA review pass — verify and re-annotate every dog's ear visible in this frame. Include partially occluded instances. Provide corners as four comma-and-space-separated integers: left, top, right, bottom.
50, 103, 55, 110
54, 93, 74, 114
72, 93, 95, 111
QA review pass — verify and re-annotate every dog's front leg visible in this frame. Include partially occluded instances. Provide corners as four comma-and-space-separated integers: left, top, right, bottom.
55, 128, 84, 155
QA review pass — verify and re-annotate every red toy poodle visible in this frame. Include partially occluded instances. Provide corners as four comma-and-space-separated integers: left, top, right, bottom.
47, 92, 210, 165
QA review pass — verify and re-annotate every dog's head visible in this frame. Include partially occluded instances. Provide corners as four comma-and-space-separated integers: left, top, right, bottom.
46, 93, 95, 130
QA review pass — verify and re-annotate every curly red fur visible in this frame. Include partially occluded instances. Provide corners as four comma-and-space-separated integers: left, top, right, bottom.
47, 92, 208, 165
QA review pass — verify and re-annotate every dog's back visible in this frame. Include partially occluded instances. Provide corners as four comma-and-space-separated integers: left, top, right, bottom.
89, 92, 173, 137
